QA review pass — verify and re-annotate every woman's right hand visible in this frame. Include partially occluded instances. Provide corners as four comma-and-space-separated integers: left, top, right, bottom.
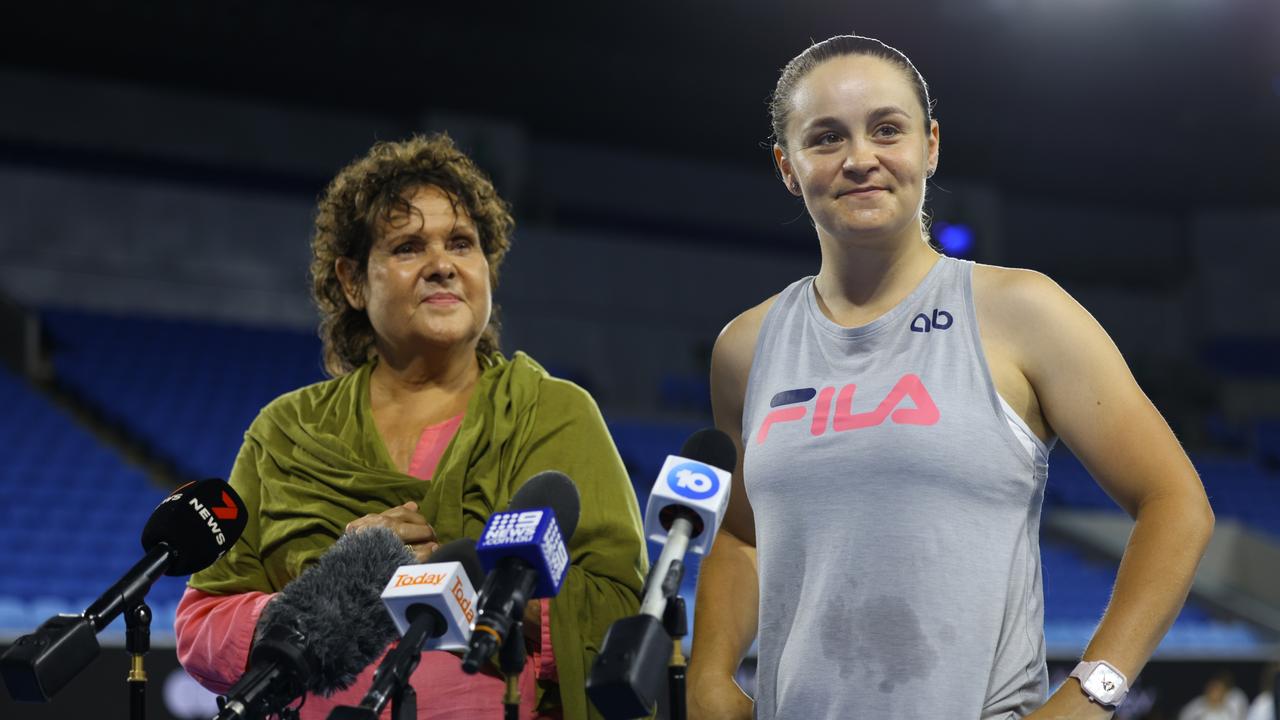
687, 675, 753, 720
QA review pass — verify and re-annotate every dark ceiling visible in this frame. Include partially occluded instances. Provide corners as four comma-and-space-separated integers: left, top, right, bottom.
3, 0, 1278, 208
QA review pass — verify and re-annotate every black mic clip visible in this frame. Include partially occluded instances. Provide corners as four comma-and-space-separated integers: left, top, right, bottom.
215, 623, 312, 720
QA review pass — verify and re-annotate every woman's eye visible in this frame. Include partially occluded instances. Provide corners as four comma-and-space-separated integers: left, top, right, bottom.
392, 241, 416, 254
450, 236, 475, 251
816, 132, 842, 145
874, 124, 902, 138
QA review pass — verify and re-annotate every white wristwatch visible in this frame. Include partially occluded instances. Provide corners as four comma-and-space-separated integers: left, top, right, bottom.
1069, 660, 1129, 708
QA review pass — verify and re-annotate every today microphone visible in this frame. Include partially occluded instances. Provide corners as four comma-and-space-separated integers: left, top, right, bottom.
1, 478, 247, 703
328, 538, 484, 720
587, 428, 737, 719
459, 470, 581, 674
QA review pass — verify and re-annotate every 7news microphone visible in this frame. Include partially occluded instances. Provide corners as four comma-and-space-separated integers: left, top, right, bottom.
460, 470, 581, 675
214, 526, 414, 720
1, 478, 248, 703
587, 428, 737, 719
327, 538, 484, 720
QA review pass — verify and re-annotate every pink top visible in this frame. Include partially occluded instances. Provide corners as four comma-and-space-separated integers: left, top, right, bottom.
175, 414, 559, 719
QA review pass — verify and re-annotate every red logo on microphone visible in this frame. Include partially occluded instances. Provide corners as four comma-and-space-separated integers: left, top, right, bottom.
212, 491, 239, 520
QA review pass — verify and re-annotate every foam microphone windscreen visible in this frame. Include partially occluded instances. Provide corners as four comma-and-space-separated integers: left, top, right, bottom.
258, 527, 414, 696
679, 428, 738, 474
140, 479, 248, 575
508, 470, 581, 542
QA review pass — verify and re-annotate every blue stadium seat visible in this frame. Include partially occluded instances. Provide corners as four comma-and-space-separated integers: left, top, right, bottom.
42, 309, 325, 482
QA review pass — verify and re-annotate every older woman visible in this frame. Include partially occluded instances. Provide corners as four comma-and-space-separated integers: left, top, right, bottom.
175, 134, 647, 719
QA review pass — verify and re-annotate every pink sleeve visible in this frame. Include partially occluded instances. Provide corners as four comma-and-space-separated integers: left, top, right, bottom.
174, 586, 275, 694
532, 598, 558, 682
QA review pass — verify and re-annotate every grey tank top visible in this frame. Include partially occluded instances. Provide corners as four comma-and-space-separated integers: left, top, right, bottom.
742, 257, 1053, 719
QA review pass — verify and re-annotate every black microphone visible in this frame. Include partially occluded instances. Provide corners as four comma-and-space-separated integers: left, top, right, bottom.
587, 428, 738, 719
460, 471, 581, 674
1, 478, 247, 703
328, 538, 485, 720
214, 526, 413, 720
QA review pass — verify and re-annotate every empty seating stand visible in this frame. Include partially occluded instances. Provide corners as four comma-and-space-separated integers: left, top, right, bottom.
0, 364, 187, 641
42, 309, 325, 482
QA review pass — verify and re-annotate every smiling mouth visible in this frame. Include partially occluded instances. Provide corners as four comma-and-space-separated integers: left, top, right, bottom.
422, 293, 461, 304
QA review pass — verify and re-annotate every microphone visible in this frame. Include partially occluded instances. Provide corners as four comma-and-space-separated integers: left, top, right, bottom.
459, 470, 580, 674
586, 428, 737, 719
328, 538, 484, 720
1, 478, 247, 703
214, 526, 412, 720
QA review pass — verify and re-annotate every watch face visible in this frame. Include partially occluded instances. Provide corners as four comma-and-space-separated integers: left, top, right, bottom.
1084, 665, 1125, 705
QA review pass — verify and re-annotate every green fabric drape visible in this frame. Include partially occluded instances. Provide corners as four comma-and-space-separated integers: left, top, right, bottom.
189, 352, 648, 718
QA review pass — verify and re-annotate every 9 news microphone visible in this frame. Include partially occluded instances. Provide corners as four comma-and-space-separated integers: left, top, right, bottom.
214, 526, 413, 720
328, 538, 484, 720
586, 428, 737, 719
1, 478, 247, 703
459, 471, 581, 674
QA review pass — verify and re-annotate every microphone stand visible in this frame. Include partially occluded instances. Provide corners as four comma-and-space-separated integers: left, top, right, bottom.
662, 596, 687, 720
586, 516, 695, 720
499, 621, 526, 720
390, 677, 417, 720
648, 517, 692, 720
126, 602, 152, 720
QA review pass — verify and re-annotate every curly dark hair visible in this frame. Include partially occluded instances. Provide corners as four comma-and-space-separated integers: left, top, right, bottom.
311, 133, 514, 376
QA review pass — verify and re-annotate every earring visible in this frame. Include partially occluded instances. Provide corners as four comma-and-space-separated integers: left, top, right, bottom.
789, 180, 801, 193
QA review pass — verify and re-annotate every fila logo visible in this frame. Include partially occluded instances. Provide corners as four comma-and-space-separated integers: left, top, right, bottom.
755, 373, 939, 445
910, 309, 953, 333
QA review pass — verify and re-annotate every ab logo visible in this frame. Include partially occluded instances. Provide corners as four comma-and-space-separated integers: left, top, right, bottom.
756, 373, 939, 445
910, 309, 953, 333
667, 462, 720, 501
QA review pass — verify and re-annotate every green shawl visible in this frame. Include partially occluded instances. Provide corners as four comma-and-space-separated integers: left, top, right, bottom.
189, 352, 648, 719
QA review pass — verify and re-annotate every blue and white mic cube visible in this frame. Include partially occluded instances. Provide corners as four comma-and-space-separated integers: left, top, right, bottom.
644, 456, 732, 556
380, 561, 478, 652
476, 507, 569, 598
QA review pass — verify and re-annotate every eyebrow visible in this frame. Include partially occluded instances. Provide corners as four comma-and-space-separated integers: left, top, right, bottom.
868, 105, 912, 122
380, 216, 479, 239
802, 105, 913, 133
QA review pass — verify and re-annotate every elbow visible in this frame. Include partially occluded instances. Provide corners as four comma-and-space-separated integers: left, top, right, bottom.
1197, 498, 1216, 546
1137, 481, 1216, 550
1180, 490, 1216, 552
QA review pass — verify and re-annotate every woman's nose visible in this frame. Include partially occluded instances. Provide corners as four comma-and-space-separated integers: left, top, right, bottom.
842, 137, 879, 176
422, 244, 457, 280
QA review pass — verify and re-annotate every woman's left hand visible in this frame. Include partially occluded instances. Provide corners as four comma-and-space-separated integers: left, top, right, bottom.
345, 501, 439, 562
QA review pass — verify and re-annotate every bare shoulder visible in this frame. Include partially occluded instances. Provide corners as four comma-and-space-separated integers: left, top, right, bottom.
971, 263, 1066, 309
711, 294, 780, 390
970, 263, 1089, 341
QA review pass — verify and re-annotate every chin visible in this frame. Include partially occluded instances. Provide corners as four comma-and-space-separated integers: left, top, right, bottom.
824, 221, 898, 244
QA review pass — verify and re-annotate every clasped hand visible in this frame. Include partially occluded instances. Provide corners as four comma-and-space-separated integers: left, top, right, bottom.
345, 500, 439, 563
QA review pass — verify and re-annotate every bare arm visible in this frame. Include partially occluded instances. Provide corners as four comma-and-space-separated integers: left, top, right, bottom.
987, 270, 1215, 719
688, 301, 773, 720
